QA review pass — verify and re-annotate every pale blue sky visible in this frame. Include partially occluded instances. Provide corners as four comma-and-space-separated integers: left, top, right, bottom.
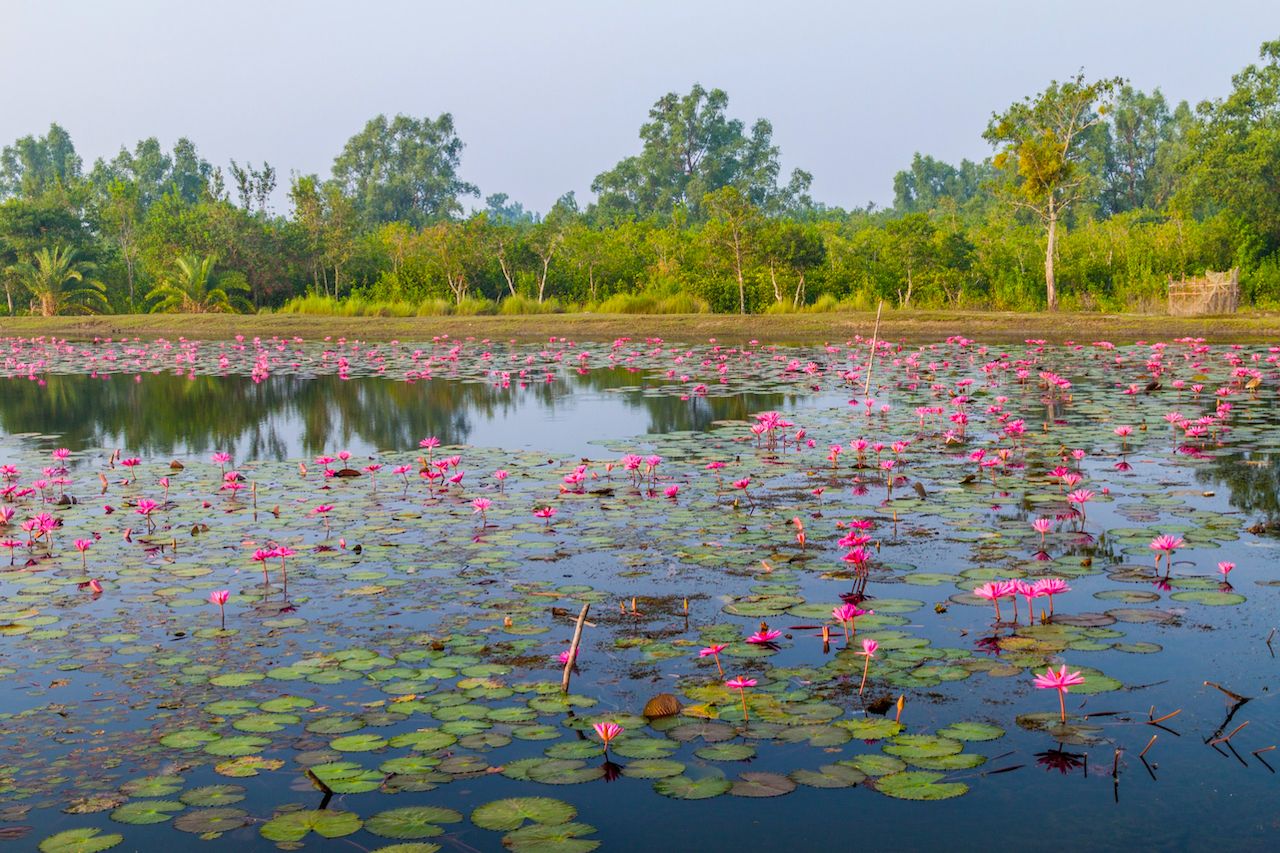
2, 0, 1277, 213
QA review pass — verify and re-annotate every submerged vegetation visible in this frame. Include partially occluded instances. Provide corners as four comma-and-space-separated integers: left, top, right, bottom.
9, 39, 1280, 315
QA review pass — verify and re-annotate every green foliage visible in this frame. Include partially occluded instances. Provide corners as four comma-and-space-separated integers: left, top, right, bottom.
146, 254, 250, 313
8, 41, 1280, 315
331, 113, 478, 227
10, 246, 107, 317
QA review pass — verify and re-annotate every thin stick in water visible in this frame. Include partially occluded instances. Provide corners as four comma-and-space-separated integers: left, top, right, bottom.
561, 602, 590, 693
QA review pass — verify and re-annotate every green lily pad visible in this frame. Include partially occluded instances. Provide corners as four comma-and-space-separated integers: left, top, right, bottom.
38, 828, 124, 853
471, 797, 576, 831
173, 808, 250, 834
875, 770, 968, 800
653, 773, 732, 800
110, 800, 184, 825
365, 806, 463, 839
501, 821, 600, 853
260, 809, 363, 841
789, 764, 867, 788
179, 785, 245, 807
1170, 590, 1246, 606
936, 721, 1005, 742
693, 743, 756, 761
620, 759, 686, 779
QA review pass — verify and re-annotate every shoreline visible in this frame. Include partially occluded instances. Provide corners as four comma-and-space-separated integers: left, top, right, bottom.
2, 310, 1278, 344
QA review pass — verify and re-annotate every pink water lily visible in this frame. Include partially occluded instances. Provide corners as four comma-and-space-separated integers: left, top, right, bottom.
73, 538, 92, 570
1033, 665, 1085, 723
1149, 534, 1184, 569
592, 721, 623, 752
725, 676, 757, 721
746, 628, 782, 645
832, 602, 872, 644
858, 638, 878, 695
209, 589, 230, 630
1033, 577, 1070, 616
472, 497, 492, 526
699, 643, 727, 676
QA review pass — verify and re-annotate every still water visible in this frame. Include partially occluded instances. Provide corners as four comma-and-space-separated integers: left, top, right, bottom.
0, 337, 1276, 852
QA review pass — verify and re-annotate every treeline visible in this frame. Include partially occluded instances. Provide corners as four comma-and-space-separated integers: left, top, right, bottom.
4, 41, 1280, 316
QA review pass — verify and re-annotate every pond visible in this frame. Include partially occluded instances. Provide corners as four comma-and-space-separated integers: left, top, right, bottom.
0, 334, 1278, 852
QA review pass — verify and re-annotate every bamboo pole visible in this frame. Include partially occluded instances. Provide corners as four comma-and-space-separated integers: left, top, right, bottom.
863, 300, 884, 399
561, 602, 590, 693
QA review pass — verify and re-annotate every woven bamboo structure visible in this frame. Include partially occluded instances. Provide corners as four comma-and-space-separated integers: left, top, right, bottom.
1168, 268, 1239, 316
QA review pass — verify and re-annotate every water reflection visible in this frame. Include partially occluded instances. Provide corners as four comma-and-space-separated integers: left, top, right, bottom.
0, 369, 802, 459
1197, 450, 1280, 523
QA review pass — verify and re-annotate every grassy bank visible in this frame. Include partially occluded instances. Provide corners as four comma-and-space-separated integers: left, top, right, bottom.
3, 310, 1280, 344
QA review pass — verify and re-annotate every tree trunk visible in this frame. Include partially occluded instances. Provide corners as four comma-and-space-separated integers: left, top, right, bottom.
498, 254, 517, 298
537, 255, 552, 303
1044, 204, 1058, 310
793, 272, 805, 308
769, 261, 783, 302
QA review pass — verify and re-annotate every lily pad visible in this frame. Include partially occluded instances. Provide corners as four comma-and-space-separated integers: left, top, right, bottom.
365, 806, 463, 839
471, 797, 576, 831
874, 770, 968, 800
38, 829, 124, 853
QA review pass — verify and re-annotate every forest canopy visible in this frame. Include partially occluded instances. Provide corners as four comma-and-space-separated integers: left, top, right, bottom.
5, 38, 1280, 316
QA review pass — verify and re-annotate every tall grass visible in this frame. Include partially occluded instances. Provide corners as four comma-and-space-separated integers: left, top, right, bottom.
593, 292, 710, 314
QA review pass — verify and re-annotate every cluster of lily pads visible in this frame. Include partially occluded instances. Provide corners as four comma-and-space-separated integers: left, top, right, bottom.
0, 334, 1275, 851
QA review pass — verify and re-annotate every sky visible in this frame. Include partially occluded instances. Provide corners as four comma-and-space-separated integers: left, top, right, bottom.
3, 0, 1278, 215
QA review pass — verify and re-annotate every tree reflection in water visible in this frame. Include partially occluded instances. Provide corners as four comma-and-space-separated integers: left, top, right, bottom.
0, 369, 798, 460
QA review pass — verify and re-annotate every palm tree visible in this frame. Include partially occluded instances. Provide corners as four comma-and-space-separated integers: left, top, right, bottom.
146, 254, 250, 313
13, 246, 107, 317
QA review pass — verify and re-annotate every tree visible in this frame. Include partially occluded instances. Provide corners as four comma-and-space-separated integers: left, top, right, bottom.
1176, 40, 1280, 251
484, 217, 527, 299
883, 213, 938, 307
761, 221, 825, 307
985, 73, 1123, 309
892, 154, 991, 214
0, 124, 83, 200
331, 113, 478, 226
229, 160, 277, 215
527, 193, 577, 303
592, 84, 809, 219
702, 186, 761, 313
1101, 86, 1174, 214
289, 175, 358, 296
422, 219, 483, 304
483, 192, 535, 224
146, 254, 249, 313
11, 246, 106, 316
97, 180, 143, 306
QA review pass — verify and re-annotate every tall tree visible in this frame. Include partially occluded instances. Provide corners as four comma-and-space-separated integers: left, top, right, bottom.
892, 154, 991, 214
592, 84, 809, 219
1177, 40, 1280, 250
702, 186, 762, 314
761, 221, 824, 307
984, 73, 1123, 309
96, 180, 143, 306
1101, 86, 1174, 213
331, 113, 477, 227
289, 174, 358, 296
0, 124, 83, 200
229, 160, 277, 215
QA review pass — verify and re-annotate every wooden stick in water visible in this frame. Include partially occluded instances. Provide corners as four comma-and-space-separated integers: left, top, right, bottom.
863, 300, 884, 399
561, 603, 590, 693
